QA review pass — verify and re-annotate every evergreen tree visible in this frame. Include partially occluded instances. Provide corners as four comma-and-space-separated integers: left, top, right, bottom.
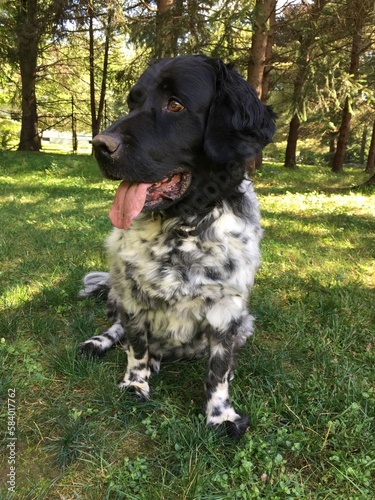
0, 0, 69, 151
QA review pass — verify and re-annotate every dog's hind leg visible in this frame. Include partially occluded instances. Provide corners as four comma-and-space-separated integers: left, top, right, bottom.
78, 319, 125, 357
79, 272, 125, 357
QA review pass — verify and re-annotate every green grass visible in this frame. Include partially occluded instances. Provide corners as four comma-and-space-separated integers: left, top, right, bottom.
0, 151, 374, 499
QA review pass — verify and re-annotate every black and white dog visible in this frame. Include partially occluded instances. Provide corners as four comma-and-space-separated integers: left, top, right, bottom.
79, 55, 275, 438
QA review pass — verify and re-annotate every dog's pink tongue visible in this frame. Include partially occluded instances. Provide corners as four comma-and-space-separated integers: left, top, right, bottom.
109, 180, 152, 229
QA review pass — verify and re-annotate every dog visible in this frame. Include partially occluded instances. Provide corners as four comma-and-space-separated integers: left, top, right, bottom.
79, 55, 275, 438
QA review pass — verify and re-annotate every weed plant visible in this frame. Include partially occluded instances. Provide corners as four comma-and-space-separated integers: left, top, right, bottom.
1, 152, 374, 498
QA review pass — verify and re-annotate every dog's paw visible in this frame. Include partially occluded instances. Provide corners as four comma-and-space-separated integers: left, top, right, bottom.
78, 339, 107, 358
118, 379, 151, 401
207, 410, 249, 439
209, 415, 249, 439
223, 415, 249, 439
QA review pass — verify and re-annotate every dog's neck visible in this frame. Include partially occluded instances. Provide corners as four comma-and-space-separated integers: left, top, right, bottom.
150, 177, 254, 237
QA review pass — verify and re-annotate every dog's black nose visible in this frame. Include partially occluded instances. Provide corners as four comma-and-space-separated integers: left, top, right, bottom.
92, 134, 121, 158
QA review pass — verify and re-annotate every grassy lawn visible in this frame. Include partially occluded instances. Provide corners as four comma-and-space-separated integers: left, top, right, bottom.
0, 151, 374, 499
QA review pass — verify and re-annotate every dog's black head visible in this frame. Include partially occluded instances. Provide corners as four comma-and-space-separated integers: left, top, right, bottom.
92, 55, 276, 228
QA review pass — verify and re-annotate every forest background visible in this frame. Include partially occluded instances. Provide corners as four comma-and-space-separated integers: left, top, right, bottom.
1, 2, 374, 498
0, 0, 375, 180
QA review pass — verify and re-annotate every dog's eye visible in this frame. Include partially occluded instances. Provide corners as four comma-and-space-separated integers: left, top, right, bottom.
167, 99, 185, 112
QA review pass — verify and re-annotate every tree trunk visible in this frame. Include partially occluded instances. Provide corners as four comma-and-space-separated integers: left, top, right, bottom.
331, 97, 352, 172
89, 8, 112, 139
171, 0, 183, 56
359, 124, 368, 165
96, 12, 112, 137
282, 44, 308, 169
14, 0, 68, 150
88, 7, 97, 139
365, 119, 375, 173
283, 0, 327, 168
95, 20, 111, 135
256, 3, 276, 169
261, 4, 276, 102
331, 27, 362, 172
247, 0, 276, 172
247, 0, 276, 98
155, 0, 174, 58
328, 131, 337, 155
284, 114, 300, 169
18, 39, 40, 151
17, 0, 41, 151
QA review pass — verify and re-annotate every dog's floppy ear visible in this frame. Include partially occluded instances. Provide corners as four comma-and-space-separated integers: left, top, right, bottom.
204, 60, 276, 164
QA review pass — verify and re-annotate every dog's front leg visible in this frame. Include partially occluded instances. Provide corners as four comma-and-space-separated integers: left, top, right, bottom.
204, 300, 250, 438
118, 320, 151, 400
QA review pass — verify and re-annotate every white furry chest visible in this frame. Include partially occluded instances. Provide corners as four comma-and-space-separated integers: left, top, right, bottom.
107, 218, 191, 301
106, 206, 260, 343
